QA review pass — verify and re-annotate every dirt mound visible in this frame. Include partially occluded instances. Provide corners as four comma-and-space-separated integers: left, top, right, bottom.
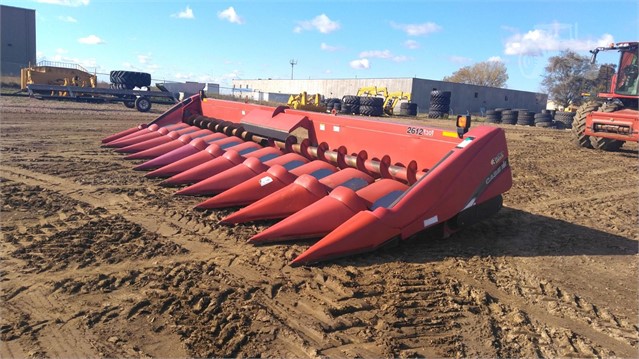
1, 96, 637, 358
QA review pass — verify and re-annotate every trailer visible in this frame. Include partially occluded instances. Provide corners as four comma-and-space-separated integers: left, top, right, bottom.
26, 84, 180, 112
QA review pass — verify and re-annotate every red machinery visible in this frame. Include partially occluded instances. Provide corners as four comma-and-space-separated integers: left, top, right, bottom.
102, 95, 512, 265
572, 41, 639, 150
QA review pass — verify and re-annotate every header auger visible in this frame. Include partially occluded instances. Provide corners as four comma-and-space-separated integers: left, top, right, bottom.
102, 94, 512, 265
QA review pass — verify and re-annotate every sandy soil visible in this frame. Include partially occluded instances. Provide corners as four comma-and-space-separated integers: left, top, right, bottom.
1, 95, 638, 358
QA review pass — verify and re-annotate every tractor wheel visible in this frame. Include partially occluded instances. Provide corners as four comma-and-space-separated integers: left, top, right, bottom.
123, 101, 135, 109
589, 102, 625, 151
571, 100, 601, 149
135, 96, 152, 112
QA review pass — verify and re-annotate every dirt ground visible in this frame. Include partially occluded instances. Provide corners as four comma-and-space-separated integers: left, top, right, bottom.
1, 95, 637, 358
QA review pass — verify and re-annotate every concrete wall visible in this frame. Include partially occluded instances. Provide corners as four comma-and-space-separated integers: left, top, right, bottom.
1, 5, 36, 76
233, 78, 547, 114
233, 78, 413, 99
411, 79, 548, 114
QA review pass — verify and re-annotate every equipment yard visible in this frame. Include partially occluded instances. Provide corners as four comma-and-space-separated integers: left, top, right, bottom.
1, 95, 638, 358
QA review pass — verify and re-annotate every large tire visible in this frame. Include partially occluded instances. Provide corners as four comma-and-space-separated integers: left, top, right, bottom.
428, 110, 444, 119
572, 100, 602, 149
534, 113, 552, 123
517, 111, 534, 126
554, 111, 575, 128
342, 95, 360, 105
589, 102, 625, 151
535, 121, 553, 128
406, 103, 418, 116
340, 103, 352, 114
110, 70, 151, 88
359, 105, 383, 116
359, 96, 383, 107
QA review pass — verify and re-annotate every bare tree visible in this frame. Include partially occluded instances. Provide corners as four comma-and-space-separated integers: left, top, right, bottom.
443, 61, 508, 88
541, 50, 615, 107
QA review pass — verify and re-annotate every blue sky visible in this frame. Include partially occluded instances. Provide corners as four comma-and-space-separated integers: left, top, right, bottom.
4, 0, 638, 92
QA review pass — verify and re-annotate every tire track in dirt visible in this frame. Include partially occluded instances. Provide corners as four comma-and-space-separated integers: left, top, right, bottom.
4, 158, 639, 357
2, 100, 638, 357
448, 259, 637, 357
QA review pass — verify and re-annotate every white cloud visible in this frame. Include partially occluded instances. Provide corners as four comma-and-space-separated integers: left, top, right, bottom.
359, 50, 410, 63
449, 55, 473, 64
78, 35, 104, 45
138, 54, 150, 64
174, 73, 193, 80
488, 56, 504, 62
324, 69, 332, 75
47, 54, 99, 70
404, 40, 420, 49
320, 42, 340, 52
58, 15, 77, 23
35, 0, 89, 6
360, 50, 392, 59
350, 58, 370, 69
172, 6, 194, 19
222, 70, 242, 81
123, 54, 160, 73
504, 29, 614, 56
391, 21, 441, 36
391, 55, 410, 63
218, 7, 244, 24
294, 14, 340, 34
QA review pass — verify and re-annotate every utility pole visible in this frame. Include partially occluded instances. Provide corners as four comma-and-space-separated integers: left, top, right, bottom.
289, 59, 297, 80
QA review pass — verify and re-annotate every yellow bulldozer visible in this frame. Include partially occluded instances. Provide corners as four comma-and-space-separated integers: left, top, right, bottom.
357, 86, 388, 98
287, 91, 326, 112
383, 91, 411, 115
355, 86, 412, 115
20, 61, 97, 92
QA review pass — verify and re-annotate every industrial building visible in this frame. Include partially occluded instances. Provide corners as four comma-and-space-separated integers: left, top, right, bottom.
1, 5, 36, 76
232, 78, 548, 114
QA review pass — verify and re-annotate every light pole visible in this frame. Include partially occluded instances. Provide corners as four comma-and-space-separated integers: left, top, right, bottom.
290, 59, 297, 80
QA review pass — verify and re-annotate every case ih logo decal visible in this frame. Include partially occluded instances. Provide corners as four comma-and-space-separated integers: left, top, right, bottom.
486, 159, 509, 185
490, 151, 504, 166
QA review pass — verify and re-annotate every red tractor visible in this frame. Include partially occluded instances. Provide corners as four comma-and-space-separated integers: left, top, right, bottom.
572, 41, 638, 150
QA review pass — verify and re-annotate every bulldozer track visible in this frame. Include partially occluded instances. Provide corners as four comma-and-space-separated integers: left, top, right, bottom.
1, 97, 637, 357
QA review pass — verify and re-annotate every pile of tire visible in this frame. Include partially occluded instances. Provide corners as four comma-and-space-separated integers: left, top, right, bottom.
553, 111, 575, 129
110, 70, 152, 90
399, 102, 418, 116
500, 110, 518, 125
428, 91, 451, 118
534, 112, 554, 128
358, 96, 384, 116
485, 109, 502, 123
325, 98, 342, 113
516, 109, 534, 126
341, 95, 360, 115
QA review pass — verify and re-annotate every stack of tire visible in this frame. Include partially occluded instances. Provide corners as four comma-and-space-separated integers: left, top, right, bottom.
500, 109, 518, 125
516, 109, 535, 126
534, 111, 553, 127
428, 91, 451, 118
341, 95, 360, 115
553, 111, 575, 129
358, 96, 384, 116
399, 102, 418, 116
485, 109, 502, 123
110, 70, 152, 90
325, 98, 342, 113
